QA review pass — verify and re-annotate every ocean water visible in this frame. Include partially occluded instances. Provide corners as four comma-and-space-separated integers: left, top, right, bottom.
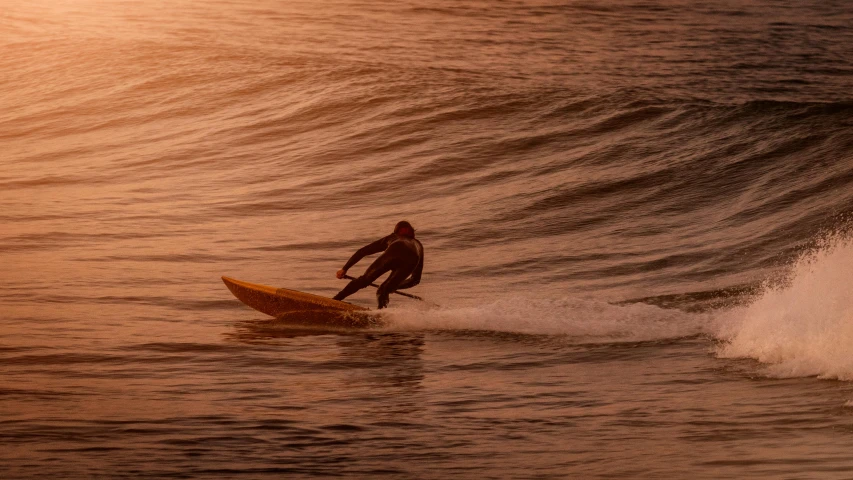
3, 0, 853, 477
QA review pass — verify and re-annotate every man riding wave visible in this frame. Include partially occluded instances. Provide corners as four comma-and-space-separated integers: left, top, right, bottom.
334, 221, 423, 309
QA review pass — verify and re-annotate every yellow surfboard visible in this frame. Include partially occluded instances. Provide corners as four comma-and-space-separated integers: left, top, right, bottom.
222, 276, 379, 329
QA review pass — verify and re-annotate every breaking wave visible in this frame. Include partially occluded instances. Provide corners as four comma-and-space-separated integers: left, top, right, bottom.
715, 232, 853, 380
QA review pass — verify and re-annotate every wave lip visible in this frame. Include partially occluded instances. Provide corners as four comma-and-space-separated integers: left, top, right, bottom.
715, 233, 853, 380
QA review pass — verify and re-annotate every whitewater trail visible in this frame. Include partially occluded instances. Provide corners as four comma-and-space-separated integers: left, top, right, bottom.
380, 296, 710, 341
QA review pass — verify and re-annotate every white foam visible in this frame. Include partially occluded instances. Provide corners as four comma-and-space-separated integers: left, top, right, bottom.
379, 295, 708, 342
715, 233, 853, 380
375, 233, 853, 379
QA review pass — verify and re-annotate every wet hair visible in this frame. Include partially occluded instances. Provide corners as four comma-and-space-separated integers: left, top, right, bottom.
394, 220, 415, 238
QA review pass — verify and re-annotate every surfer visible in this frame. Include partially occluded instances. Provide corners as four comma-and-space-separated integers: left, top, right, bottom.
334, 221, 424, 308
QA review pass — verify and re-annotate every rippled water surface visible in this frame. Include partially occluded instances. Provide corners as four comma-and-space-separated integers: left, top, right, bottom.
4, 0, 853, 478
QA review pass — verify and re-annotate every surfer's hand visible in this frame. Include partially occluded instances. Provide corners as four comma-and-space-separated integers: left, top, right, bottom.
336, 269, 347, 279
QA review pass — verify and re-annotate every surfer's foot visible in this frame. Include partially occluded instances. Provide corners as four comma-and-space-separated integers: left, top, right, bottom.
377, 292, 389, 309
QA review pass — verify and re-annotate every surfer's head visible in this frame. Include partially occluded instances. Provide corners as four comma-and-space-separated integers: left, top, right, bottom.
394, 220, 415, 238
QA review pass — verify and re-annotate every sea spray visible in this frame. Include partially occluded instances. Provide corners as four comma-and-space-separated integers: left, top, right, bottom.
380, 295, 710, 342
716, 232, 853, 379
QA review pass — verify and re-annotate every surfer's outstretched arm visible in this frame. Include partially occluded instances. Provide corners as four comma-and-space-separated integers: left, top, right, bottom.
339, 235, 392, 275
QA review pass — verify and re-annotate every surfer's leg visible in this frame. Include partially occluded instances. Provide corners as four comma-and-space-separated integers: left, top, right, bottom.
333, 279, 364, 301
376, 264, 416, 309
333, 254, 394, 301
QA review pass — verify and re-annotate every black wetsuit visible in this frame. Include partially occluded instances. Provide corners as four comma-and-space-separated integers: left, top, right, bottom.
333, 233, 424, 308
